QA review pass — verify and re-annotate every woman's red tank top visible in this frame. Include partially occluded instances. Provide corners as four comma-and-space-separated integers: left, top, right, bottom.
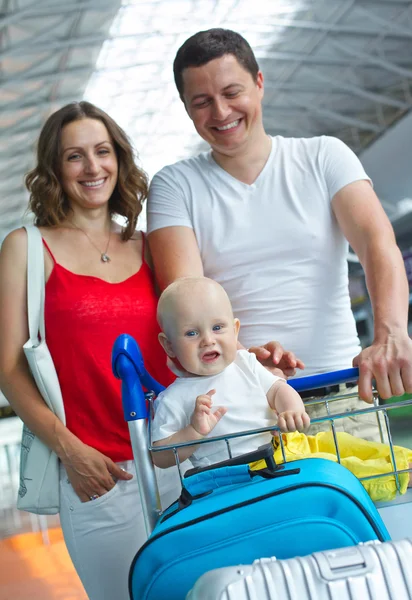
43, 234, 174, 462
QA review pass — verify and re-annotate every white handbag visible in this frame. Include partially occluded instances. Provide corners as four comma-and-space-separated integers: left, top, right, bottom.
17, 225, 66, 514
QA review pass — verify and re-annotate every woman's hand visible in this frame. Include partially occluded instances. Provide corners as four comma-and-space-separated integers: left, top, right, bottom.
61, 442, 133, 502
248, 341, 305, 377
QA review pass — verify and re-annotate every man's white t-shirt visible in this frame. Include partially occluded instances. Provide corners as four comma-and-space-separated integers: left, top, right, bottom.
147, 136, 370, 375
152, 350, 281, 468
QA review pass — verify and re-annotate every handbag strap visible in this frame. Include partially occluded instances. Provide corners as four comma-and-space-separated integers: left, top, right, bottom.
24, 225, 46, 343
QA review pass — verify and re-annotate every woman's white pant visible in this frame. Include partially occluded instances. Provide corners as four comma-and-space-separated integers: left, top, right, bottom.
59, 460, 184, 600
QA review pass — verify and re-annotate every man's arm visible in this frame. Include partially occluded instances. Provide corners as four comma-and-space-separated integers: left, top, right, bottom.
332, 179, 412, 401
148, 226, 203, 291
149, 226, 305, 375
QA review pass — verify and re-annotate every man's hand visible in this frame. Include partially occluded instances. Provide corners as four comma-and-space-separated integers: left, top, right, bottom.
190, 390, 227, 436
353, 332, 412, 402
248, 341, 305, 377
276, 410, 311, 433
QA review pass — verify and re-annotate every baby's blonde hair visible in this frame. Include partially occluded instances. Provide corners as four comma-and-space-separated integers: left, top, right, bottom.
157, 276, 233, 336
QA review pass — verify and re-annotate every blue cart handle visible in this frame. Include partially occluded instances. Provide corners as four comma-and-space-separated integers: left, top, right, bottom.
288, 367, 359, 392
112, 334, 360, 411
112, 334, 165, 421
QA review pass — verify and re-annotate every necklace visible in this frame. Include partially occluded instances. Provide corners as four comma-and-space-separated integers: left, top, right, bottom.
70, 221, 112, 263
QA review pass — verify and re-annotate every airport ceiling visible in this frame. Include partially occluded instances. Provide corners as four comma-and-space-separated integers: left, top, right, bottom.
2, 0, 412, 242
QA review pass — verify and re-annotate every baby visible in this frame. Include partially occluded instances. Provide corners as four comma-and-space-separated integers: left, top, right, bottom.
152, 276, 310, 469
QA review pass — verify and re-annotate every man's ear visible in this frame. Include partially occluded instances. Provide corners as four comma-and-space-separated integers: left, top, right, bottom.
257, 70, 264, 100
234, 318, 240, 338
158, 332, 176, 358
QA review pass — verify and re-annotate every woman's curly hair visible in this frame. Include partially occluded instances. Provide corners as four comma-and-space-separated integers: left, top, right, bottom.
25, 101, 148, 240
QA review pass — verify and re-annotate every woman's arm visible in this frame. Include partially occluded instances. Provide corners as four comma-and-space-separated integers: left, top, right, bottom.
0, 229, 132, 501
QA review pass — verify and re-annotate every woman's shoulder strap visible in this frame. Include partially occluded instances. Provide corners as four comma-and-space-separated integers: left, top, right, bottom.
41, 237, 57, 264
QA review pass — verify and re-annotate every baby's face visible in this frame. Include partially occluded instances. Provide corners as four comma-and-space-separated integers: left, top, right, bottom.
164, 286, 239, 376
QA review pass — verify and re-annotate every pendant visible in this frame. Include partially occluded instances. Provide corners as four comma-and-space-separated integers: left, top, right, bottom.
101, 253, 111, 263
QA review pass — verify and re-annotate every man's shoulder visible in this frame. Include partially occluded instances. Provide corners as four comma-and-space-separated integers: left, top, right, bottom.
153, 151, 211, 181
273, 134, 330, 151
272, 135, 346, 165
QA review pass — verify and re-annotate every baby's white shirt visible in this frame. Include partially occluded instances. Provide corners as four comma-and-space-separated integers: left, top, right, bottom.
152, 350, 282, 468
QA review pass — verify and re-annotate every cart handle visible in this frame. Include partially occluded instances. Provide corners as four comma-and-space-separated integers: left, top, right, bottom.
112, 334, 360, 411
288, 367, 359, 392
112, 334, 165, 421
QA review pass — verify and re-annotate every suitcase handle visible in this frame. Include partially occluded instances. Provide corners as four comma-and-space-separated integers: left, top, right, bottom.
184, 443, 278, 478
184, 465, 252, 496
288, 367, 359, 392
182, 463, 300, 498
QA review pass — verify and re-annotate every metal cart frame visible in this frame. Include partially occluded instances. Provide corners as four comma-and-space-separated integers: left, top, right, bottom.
112, 334, 412, 541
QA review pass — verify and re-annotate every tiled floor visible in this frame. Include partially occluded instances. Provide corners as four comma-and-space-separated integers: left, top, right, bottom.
0, 528, 87, 600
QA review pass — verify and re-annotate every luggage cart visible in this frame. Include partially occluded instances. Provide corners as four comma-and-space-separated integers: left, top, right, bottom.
112, 334, 412, 542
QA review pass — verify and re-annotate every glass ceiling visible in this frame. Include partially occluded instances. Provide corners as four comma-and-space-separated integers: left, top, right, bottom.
84, 0, 307, 179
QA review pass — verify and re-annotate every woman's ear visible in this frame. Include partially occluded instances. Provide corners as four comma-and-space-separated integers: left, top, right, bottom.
234, 318, 240, 338
158, 332, 176, 358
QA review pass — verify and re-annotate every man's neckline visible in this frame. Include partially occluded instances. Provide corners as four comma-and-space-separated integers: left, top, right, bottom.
208, 135, 274, 187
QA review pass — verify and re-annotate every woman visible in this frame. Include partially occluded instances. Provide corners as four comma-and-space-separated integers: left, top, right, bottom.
0, 101, 179, 600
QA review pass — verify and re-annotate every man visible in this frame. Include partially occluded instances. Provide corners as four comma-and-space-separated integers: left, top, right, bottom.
147, 28, 412, 437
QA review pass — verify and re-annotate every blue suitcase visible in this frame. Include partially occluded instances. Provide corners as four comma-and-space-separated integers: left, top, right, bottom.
112, 335, 390, 600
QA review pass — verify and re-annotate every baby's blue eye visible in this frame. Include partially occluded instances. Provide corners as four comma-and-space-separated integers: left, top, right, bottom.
185, 330, 197, 337
212, 325, 223, 331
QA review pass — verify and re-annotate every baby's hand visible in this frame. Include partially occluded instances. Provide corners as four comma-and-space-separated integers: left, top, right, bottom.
277, 410, 310, 433
190, 390, 227, 436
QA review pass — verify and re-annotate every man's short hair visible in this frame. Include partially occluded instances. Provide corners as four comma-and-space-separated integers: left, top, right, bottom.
173, 28, 259, 100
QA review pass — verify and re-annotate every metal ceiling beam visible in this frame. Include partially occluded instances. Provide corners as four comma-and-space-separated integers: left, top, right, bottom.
8, 31, 412, 62
0, 94, 77, 115
0, 164, 25, 179
330, 39, 412, 79
0, 126, 41, 140
0, 145, 33, 160
0, 13, 74, 60
1, 64, 94, 87
357, 0, 412, 4
0, 0, 116, 27
263, 80, 388, 100
0, 30, 149, 58
256, 49, 412, 68
270, 98, 383, 132
307, 68, 409, 109
3, 13, 412, 61
356, 3, 412, 37
1, 58, 171, 87
2, 186, 26, 200
10, 55, 410, 93
48, 9, 84, 103
238, 18, 412, 40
